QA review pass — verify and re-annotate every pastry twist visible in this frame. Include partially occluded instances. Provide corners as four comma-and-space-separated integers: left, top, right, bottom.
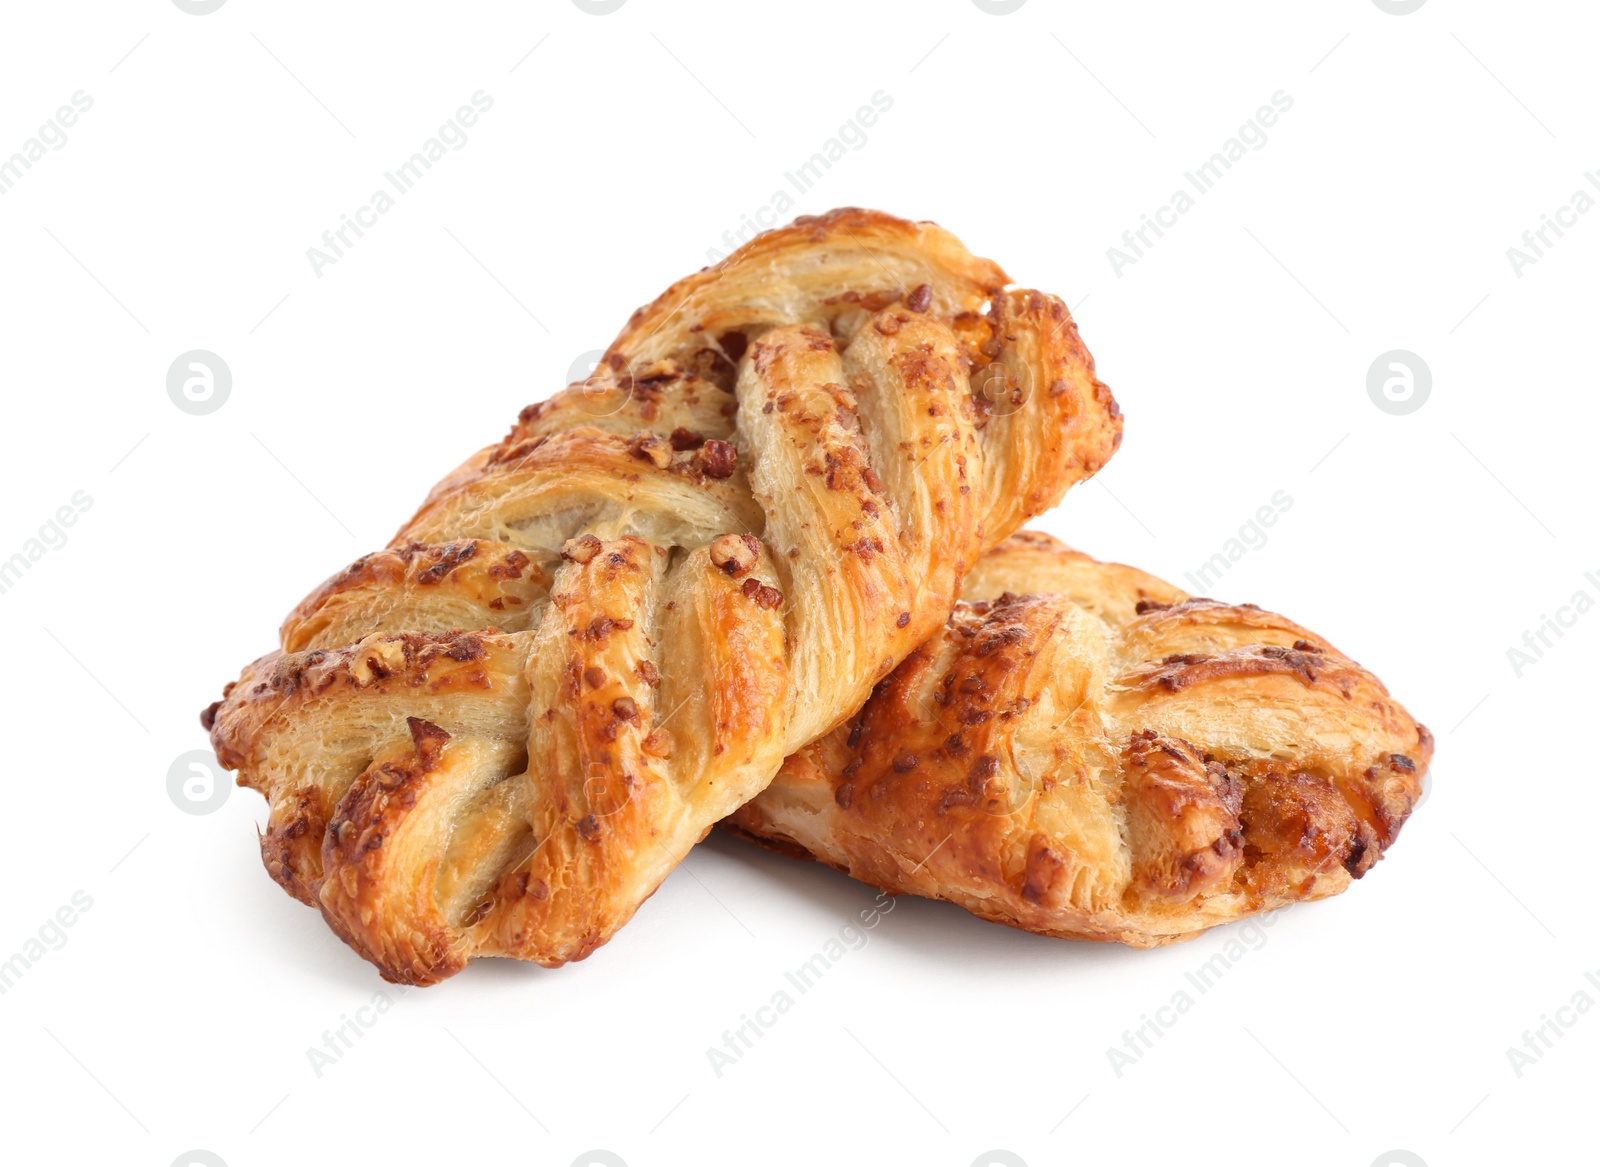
724, 531, 1432, 945
205, 210, 1122, 983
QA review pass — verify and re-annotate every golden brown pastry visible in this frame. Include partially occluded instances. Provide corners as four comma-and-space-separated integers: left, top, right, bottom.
723, 531, 1431, 946
204, 210, 1122, 984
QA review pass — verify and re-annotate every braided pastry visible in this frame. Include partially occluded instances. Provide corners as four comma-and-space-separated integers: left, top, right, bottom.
723, 531, 1431, 946
205, 209, 1122, 983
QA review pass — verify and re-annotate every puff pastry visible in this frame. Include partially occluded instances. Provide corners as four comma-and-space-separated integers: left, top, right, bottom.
204, 209, 1122, 983
723, 532, 1431, 945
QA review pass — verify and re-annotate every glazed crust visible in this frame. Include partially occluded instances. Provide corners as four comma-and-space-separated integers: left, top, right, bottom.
205, 210, 1122, 983
723, 531, 1432, 946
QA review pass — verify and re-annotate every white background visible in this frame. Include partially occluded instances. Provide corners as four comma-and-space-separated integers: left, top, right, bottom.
1, 2, 1594, 1165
